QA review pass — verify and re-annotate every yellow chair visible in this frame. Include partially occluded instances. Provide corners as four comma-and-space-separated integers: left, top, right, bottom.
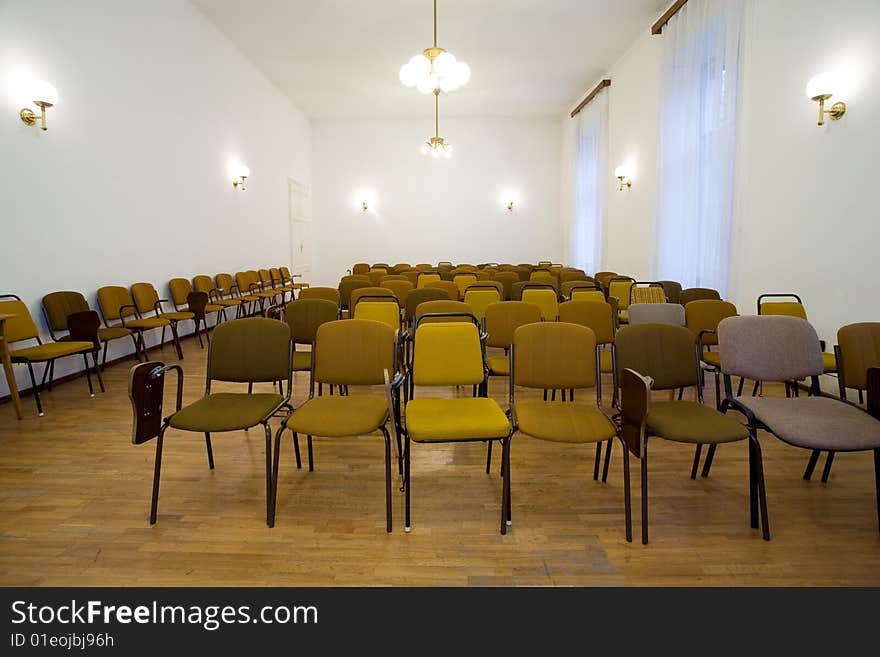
170, 278, 226, 340
417, 273, 441, 289
381, 280, 414, 308
453, 274, 478, 298
425, 280, 460, 300
510, 321, 630, 540
630, 282, 667, 305
368, 269, 388, 286
298, 286, 341, 308
351, 263, 370, 275
529, 269, 557, 287
216, 273, 259, 316
402, 317, 511, 533
131, 282, 191, 359
1, 294, 102, 416
353, 296, 401, 334
193, 275, 243, 318
463, 285, 502, 325
97, 285, 175, 362
757, 293, 836, 374
284, 298, 339, 374
521, 286, 559, 321
607, 277, 635, 323
272, 319, 399, 530
484, 301, 542, 380
564, 281, 605, 302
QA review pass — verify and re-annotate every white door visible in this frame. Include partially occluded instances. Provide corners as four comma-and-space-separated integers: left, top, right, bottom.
289, 178, 313, 280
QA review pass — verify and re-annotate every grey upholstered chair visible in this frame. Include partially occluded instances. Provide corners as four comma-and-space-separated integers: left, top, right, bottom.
718, 315, 880, 535
627, 303, 686, 326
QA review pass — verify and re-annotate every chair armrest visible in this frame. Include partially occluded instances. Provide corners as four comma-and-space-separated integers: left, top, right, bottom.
697, 329, 716, 353
149, 364, 185, 412
118, 304, 139, 327
153, 299, 169, 314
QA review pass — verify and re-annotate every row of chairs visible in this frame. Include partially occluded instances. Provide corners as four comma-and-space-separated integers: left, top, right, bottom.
133, 310, 880, 542
1, 266, 304, 416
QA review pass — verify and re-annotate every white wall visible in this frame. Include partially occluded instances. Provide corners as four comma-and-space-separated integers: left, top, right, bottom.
562, 0, 880, 348
311, 117, 562, 285
0, 0, 311, 396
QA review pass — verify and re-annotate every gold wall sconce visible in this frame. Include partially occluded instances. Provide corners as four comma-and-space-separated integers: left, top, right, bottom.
232, 164, 250, 190
615, 166, 632, 191
806, 73, 847, 126
18, 79, 58, 131
506, 201, 514, 212
361, 200, 369, 212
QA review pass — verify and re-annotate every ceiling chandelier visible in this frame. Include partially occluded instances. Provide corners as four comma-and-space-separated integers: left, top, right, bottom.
399, 0, 470, 94
421, 91, 452, 158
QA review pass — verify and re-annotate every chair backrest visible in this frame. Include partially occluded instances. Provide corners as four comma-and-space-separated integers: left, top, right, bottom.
513, 322, 597, 390
659, 281, 682, 304
208, 317, 291, 383
560, 270, 588, 283
616, 323, 699, 391
718, 315, 823, 382
619, 368, 650, 457
338, 279, 373, 310
417, 273, 442, 289
399, 270, 421, 287
607, 277, 635, 310
279, 266, 294, 281
351, 286, 394, 309
562, 280, 600, 298
259, 269, 273, 287
131, 283, 160, 315
453, 274, 478, 298
285, 298, 339, 345
490, 271, 519, 300
837, 322, 880, 391
685, 299, 738, 347
594, 271, 618, 287
425, 280, 460, 300
529, 270, 557, 287
97, 285, 138, 321
757, 293, 807, 320
630, 283, 667, 305
627, 303, 686, 326
381, 280, 414, 307
484, 301, 542, 349
404, 288, 449, 322
558, 300, 615, 344
42, 291, 90, 333
510, 266, 531, 282
234, 271, 252, 294
353, 300, 401, 332
679, 287, 721, 306
352, 263, 370, 275
521, 288, 559, 321
269, 268, 285, 287
0, 295, 38, 343
214, 273, 235, 296
192, 275, 216, 296
372, 263, 390, 270
463, 287, 502, 322
169, 278, 193, 307
414, 300, 473, 324
187, 292, 209, 318
379, 274, 408, 283
298, 286, 341, 306
367, 270, 387, 286
314, 319, 395, 386
412, 321, 484, 386
391, 263, 411, 274
414, 263, 433, 271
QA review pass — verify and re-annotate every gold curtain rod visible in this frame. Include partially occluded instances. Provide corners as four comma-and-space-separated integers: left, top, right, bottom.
570, 79, 611, 118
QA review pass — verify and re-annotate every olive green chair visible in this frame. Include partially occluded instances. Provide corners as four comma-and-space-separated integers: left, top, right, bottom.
193, 275, 243, 318
130, 317, 293, 527
1, 294, 101, 416
131, 282, 190, 359
215, 273, 260, 316
283, 298, 339, 379
272, 319, 400, 530
97, 285, 174, 361
42, 290, 135, 370
169, 278, 226, 345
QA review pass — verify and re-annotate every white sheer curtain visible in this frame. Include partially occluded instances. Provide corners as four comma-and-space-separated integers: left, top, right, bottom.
569, 90, 608, 274
655, 0, 743, 296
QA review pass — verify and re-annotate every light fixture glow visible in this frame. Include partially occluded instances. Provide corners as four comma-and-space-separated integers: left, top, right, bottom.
615, 165, 632, 191
805, 72, 847, 126
232, 163, 250, 190
354, 188, 377, 212
399, 0, 470, 95
500, 188, 520, 212
16, 75, 58, 131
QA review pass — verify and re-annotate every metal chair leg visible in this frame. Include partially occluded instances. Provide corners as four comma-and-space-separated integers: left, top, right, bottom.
803, 449, 821, 480
81, 355, 94, 397
149, 427, 166, 524
271, 424, 284, 526
602, 438, 612, 482
381, 425, 392, 533
500, 438, 511, 535
691, 444, 703, 480
404, 433, 411, 532
593, 442, 602, 481
170, 322, 183, 360
263, 422, 273, 527
752, 436, 770, 540
641, 439, 649, 544
307, 435, 314, 472
26, 361, 43, 416
204, 432, 214, 469
748, 437, 758, 529
874, 448, 879, 534
701, 444, 716, 478
292, 431, 301, 469
101, 341, 109, 370
821, 451, 835, 483
620, 436, 632, 543
92, 350, 105, 392
485, 440, 492, 474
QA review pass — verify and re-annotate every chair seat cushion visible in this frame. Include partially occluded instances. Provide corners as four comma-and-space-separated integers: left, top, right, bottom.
11, 341, 95, 362
736, 396, 880, 451
98, 326, 132, 341
292, 351, 312, 371
822, 351, 837, 373
125, 318, 170, 329
240, 295, 260, 302
515, 400, 616, 444
287, 395, 388, 437
160, 312, 194, 321
169, 393, 283, 432
406, 398, 510, 442
205, 304, 226, 313
702, 351, 721, 368
487, 354, 509, 376
647, 401, 748, 444
215, 298, 241, 307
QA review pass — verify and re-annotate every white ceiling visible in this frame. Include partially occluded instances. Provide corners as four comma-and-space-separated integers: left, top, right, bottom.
193, 0, 667, 119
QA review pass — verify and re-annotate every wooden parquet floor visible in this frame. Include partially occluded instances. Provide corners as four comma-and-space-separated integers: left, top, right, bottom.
0, 333, 877, 586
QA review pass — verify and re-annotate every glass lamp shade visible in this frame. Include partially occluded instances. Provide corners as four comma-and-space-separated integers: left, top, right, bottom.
235, 164, 250, 178
614, 166, 627, 179
433, 52, 456, 77
805, 72, 835, 100
30, 79, 58, 106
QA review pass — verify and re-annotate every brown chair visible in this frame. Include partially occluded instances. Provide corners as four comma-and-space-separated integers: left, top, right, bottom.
659, 281, 682, 305
594, 271, 618, 288
193, 275, 243, 318
559, 269, 589, 283
130, 282, 190, 359
399, 270, 422, 287
169, 278, 226, 345
271, 319, 400, 530
350, 286, 394, 310
403, 288, 449, 328
425, 280, 459, 300
129, 317, 292, 527
1, 294, 102, 416
490, 271, 519, 300
368, 269, 388, 286
351, 263, 370, 275
382, 280, 414, 308
679, 287, 721, 306
617, 324, 756, 544
42, 290, 135, 370
510, 321, 631, 541
837, 323, 880, 405
298, 286, 341, 308
484, 301, 542, 381
338, 279, 373, 317
284, 299, 339, 375
97, 285, 176, 361
718, 315, 880, 535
